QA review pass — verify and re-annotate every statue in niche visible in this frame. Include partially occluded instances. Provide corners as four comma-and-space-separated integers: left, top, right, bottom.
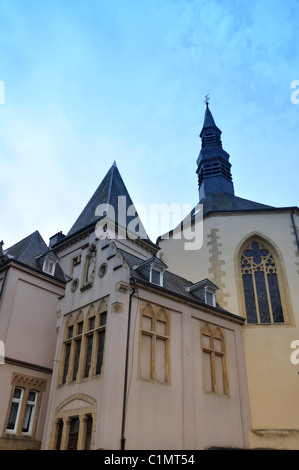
85, 246, 96, 285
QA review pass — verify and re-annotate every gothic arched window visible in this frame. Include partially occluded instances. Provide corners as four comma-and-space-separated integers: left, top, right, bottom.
241, 241, 284, 324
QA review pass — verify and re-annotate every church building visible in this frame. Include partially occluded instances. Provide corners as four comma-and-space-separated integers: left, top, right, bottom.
158, 102, 299, 450
0, 102, 298, 450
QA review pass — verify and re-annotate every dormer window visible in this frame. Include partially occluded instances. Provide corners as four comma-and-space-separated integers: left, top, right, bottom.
41, 252, 59, 276
185, 278, 218, 307
150, 267, 164, 286
205, 288, 216, 307
43, 258, 56, 275
133, 257, 167, 288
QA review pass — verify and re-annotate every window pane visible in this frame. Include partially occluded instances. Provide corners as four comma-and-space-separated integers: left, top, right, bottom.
156, 320, 166, 336
84, 335, 93, 377
62, 343, 71, 384
6, 402, 19, 430
77, 321, 83, 335
68, 417, 79, 450
85, 415, 93, 450
203, 351, 213, 392
13, 388, 22, 399
255, 270, 270, 323
215, 354, 224, 394
100, 312, 107, 326
22, 404, 34, 433
242, 273, 257, 323
206, 291, 214, 305
202, 334, 211, 349
96, 330, 105, 375
68, 326, 73, 338
89, 317, 95, 330
73, 339, 82, 381
156, 338, 166, 382
268, 273, 284, 323
151, 269, 161, 285
141, 333, 152, 380
56, 420, 63, 450
28, 391, 37, 402
142, 315, 152, 331
214, 338, 222, 352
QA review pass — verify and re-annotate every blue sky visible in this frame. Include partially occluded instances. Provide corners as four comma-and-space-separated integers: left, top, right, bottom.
1, 0, 299, 247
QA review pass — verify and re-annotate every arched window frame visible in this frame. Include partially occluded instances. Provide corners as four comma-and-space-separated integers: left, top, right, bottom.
59, 299, 108, 386
200, 323, 229, 396
139, 302, 170, 384
50, 394, 96, 450
236, 235, 293, 325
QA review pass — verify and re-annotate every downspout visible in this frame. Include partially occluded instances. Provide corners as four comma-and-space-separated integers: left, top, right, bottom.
121, 278, 137, 451
291, 209, 299, 252
0, 265, 10, 304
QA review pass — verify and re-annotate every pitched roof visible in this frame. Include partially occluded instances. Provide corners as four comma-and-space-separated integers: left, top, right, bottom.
2, 231, 66, 282
67, 162, 150, 243
116, 248, 243, 321
199, 192, 274, 215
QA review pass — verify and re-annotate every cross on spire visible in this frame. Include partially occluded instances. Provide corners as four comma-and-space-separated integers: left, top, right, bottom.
204, 94, 210, 105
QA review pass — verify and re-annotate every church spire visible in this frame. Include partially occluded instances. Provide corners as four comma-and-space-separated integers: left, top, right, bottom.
196, 100, 234, 201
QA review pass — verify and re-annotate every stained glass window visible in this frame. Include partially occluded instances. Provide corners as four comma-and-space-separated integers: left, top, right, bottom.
241, 241, 284, 324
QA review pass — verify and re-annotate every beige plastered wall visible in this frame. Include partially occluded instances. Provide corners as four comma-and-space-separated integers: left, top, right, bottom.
0, 265, 64, 449
42, 228, 251, 449
158, 210, 299, 449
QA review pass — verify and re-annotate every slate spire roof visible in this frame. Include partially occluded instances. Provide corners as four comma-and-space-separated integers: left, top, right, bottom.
200, 102, 218, 135
67, 162, 151, 243
196, 103, 234, 201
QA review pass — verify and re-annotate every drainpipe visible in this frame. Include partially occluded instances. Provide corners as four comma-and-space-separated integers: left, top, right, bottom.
291, 209, 299, 252
121, 278, 137, 451
0, 265, 9, 304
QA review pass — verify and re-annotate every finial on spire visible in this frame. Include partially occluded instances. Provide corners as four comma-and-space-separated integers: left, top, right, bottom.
204, 94, 210, 105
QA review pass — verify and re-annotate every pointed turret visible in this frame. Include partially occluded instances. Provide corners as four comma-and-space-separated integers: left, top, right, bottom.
196, 102, 234, 201
66, 162, 153, 246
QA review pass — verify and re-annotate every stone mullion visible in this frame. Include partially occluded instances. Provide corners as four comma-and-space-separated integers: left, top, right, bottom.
77, 415, 88, 450
60, 417, 71, 450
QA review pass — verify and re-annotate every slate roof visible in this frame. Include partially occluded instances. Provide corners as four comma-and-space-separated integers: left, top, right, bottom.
67, 162, 150, 242
199, 192, 274, 216
1, 231, 66, 282
116, 248, 242, 320
200, 102, 219, 136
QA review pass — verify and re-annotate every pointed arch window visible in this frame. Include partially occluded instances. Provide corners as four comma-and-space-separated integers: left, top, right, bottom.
139, 303, 170, 384
201, 324, 229, 396
241, 241, 284, 324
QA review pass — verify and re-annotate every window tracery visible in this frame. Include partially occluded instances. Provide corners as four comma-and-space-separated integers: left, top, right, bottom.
241, 241, 284, 324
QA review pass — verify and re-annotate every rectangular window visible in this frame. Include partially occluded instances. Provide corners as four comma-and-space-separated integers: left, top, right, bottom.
6, 387, 39, 436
